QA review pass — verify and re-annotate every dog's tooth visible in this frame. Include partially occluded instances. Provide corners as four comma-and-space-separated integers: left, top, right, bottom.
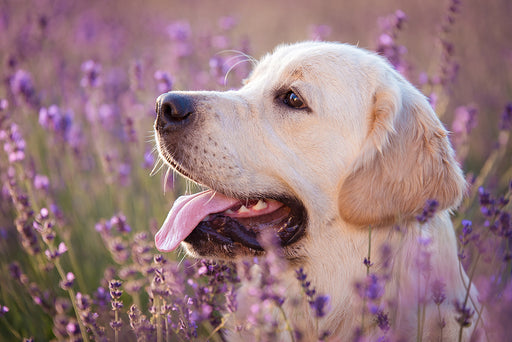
237, 205, 250, 214
253, 199, 268, 211
224, 209, 234, 214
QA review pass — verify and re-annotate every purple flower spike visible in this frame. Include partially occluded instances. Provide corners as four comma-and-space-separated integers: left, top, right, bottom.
34, 174, 49, 191
375, 310, 390, 332
80, 60, 102, 88
0, 99, 8, 111
309, 25, 332, 41
454, 300, 474, 328
416, 199, 439, 223
154, 71, 173, 93
431, 279, 447, 305
10, 70, 37, 105
499, 102, 512, 131
0, 305, 9, 317
310, 295, 330, 318
219, 16, 237, 31
60, 272, 75, 290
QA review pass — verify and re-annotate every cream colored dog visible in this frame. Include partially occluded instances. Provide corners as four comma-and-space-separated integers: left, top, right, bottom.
154, 41, 482, 341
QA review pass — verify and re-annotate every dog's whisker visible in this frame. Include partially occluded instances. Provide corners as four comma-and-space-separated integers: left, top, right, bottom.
149, 157, 165, 177
163, 166, 173, 194
217, 49, 257, 66
205, 189, 218, 205
223, 53, 248, 66
223, 58, 252, 86
145, 130, 157, 143
177, 249, 188, 267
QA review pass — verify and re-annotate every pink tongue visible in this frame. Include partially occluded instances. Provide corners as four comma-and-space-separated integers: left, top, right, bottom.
155, 190, 239, 252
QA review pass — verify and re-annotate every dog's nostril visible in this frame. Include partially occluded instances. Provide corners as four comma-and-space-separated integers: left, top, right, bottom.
157, 93, 195, 126
161, 103, 177, 122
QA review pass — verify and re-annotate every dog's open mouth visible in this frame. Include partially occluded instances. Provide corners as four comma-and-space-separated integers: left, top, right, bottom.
155, 189, 306, 254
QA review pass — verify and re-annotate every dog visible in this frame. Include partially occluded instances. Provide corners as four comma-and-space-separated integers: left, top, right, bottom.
153, 41, 482, 341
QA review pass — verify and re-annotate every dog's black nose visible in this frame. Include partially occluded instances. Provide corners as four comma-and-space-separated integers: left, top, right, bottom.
156, 92, 194, 129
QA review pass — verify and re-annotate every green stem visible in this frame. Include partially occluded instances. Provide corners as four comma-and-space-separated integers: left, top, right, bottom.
155, 295, 162, 342
436, 304, 444, 342
114, 308, 119, 342
163, 299, 170, 342
457, 253, 481, 342
416, 271, 422, 342
361, 225, 373, 335
54, 259, 90, 342
277, 305, 297, 342
367, 225, 372, 276
206, 317, 229, 342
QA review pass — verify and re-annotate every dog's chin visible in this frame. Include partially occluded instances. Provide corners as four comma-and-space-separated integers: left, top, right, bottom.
182, 194, 308, 260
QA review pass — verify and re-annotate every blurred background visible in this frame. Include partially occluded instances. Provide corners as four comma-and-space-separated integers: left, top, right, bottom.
1, 0, 511, 340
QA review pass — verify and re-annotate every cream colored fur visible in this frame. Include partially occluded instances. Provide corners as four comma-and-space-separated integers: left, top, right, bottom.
158, 42, 482, 341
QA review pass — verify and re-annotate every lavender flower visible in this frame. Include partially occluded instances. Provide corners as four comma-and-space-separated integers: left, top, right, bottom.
478, 186, 512, 240
296, 267, 316, 298
218, 16, 237, 31
166, 21, 191, 42
310, 295, 330, 318
65, 321, 80, 338
436, 0, 462, 87
109, 213, 131, 233
500, 102, 512, 130
416, 199, 439, 223
33, 174, 49, 191
129, 60, 143, 91
128, 304, 155, 338
81, 60, 102, 88
363, 257, 374, 268
376, 10, 408, 75
360, 274, 384, 301
375, 309, 390, 332
142, 148, 155, 169
154, 70, 173, 93
9, 69, 38, 106
451, 105, 478, 160
452, 106, 478, 136
0, 99, 8, 111
309, 24, 332, 41
93, 287, 109, 308
458, 220, 474, 260
296, 267, 331, 319
60, 272, 75, 291
44, 242, 67, 260
38, 105, 83, 153
0, 305, 9, 317
1, 123, 26, 163
454, 300, 474, 328
431, 279, 447, 305
109, 280, 124, 331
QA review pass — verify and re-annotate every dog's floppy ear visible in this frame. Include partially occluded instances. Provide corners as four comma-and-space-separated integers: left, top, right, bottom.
338, 72, 466, 226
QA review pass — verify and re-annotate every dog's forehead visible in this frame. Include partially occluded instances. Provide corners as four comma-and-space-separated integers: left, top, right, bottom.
247, 42, 373, 86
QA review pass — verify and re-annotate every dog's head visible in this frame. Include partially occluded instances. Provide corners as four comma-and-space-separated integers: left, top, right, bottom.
153, 41, 465, 260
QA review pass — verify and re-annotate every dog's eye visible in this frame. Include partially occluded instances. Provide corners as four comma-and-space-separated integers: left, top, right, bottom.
282, 91, 306, 109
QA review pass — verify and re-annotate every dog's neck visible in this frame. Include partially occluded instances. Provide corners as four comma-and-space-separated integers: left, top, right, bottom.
226, 210, 479, 341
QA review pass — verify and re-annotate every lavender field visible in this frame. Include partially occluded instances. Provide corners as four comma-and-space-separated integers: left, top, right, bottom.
1, 0, 511, 340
